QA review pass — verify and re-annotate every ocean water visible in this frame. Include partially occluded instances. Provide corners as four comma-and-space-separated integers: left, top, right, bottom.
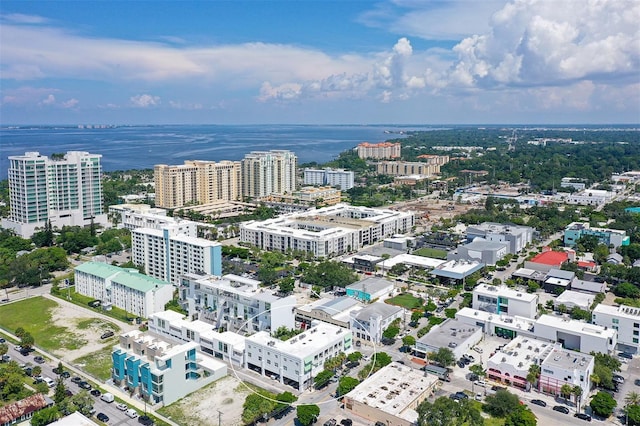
0, 124, 436, 176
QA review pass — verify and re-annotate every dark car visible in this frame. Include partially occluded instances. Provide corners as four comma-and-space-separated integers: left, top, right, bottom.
33, 356, 45, 364
60, 371, 70, 379
78, 381, 92, 390
553, 406, 570, 414
323, 420, 337, 426
97, 412, 109, 422
468, 373, 479, 382
635, 379, 640, 386
530, 399, 546, 407
71, 376, 82, 383
450, 391, 469, 401
619, 352, 633, 359
100, 330, 115, 339
23, 367, 33, 376
90, 389, 101, 397
138, 415, 154, 426
457, 361, 466, 368
340, 420, 352, 426
574, 413, 592, 422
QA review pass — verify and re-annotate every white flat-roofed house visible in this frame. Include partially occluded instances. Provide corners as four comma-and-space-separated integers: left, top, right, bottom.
414, 318, 482, 359
534, 314, 617, 355
244, 321, 353, 390
343, 362, 439, 426
111, 330, 226, 406
592, 304, 640, 355
570, 278, 606, 294
295, 297, 363, 330
180, 273, 296, 334
455, 307, 536, 340
349, 303, 403, 345
486, 336, 593, 397
430, 260, 485, 283
473, 284, 538, 319
554, 290, 595, 312
148, 310, 246, 366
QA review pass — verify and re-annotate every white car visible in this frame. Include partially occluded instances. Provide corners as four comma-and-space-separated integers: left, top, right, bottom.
125, 409, 138, 419
474, 379, 488, 387
475, 392, 483, 401
116, 403, 128, 411
472, 346, 484, 354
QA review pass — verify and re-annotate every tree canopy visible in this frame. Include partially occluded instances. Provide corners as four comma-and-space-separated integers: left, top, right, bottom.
300, 261, 359, 288
590, 391, 617, 417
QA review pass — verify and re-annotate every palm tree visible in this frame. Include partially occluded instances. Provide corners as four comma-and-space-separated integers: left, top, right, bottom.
572, 385, 583, 412
560, 384, 573, 401
590, 373, 600, 389
625, 391, 640, 407
527, 364, 541, 390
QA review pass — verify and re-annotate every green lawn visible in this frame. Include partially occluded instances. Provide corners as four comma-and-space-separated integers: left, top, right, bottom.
413, 247, 448, 259
0, 297, 80, 353
73, 347, 115, 381
385, 293, 423, 309
51, 287, 138, 323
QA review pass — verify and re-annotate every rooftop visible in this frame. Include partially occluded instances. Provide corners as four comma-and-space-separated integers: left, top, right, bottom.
535, 314, 616, 339
474, 284, 537, 303
543, 346, 594, 371
456, 307, 536, 332
430, 259, 484, 279
377, 253, 446, 270
347, 277, 394, 293
489, 335, 558, 371
346, 362, 438, 423
464, 238, 508, 251
246, 322, 349, 358
530, 251, 568, 266
512, 268, 547, 281
555, 290, 594, 308
75, 261, 171, 292
417, 318, 481, 349
593, 304, 640, 319
354, 302, 403, 321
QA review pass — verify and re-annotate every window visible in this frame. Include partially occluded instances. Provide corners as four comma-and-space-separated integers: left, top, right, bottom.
634, 323, 639, 328
634, 330, 639, 336
258, 356, 262, 361
634, 338, 639, 344
613, 319, 619, 324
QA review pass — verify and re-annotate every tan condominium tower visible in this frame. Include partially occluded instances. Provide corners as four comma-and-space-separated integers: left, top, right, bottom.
241, 150, 297, 199
154, 160, 241, 209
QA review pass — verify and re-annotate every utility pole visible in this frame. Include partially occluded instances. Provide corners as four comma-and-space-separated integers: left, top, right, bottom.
217, 409, 223, 426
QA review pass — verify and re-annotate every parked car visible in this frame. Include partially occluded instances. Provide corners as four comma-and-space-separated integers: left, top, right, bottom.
138, 415, 155, 426
574, 413, 592, 422
97, 412, 109, 422
100, 330, 114, 339
467, 373, 479, 382
634, 379, 640, 386
553, 406, 570, 414
33, 356, 45, 364
457, 360, 466, 368
619, 352, 633, 359
1, 354, 11, 363
323, 420, 337, 426
474, 379, 488, 387
90, 389, 101, 397
126, 409, 138, 419
475, 392, 483, 401
450, 391, 469, 401
71, 376, 82, 383
78, 381, 92, 390
100, 393, 114, 403
340, 420, 352, 426
530, 399, 547, 407
472, 346, 483, 354
116, 403, 128, 411
613, 375, 625, 384
463, 354, 475, 362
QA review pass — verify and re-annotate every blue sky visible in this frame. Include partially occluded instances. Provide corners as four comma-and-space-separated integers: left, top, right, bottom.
1, 0, 638, 125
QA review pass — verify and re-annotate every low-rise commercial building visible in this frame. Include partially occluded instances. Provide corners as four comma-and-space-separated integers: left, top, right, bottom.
345, 277, 395, 302
350, 303, 404, 345
570, 278, 606, 294
111, 330, 226, 406
555, 290, 595, 312
343, 362, 439, 426
244, 321, 353, 390
487, 336, 593, 397
74, 262, 174, 317
465, 222, 533, 254
534, 314, 617, 355
524, 248, 569, 273
564, 222, 630, 249
562, 190, 614, 206
295, 297, 362, 330
448, 238, 508, 265
472, 284, 538, 319
180, 272, 296, 334
592, 304, 640, 354
414, 318, 482, 359
430, 260, 484, 283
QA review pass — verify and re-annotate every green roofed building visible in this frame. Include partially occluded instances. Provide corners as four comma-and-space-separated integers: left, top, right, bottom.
74, 261, 174, 318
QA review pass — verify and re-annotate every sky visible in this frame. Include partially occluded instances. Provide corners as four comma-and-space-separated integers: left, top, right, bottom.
1, 0, 639, 125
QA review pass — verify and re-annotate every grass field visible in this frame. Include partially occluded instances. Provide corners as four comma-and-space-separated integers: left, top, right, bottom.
413, 247, 448, 259
73, 346, 114, 381
0, 297, 81, 352
385, 293, 424, 309
51, 287, 137, 323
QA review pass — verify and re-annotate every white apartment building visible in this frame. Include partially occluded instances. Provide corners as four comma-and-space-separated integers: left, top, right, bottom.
487, 336, 594, 397
560, 177, 586, 191
240, 203, 415, 258
241, 150, 297, 199
473, 284, 538, 319
2, 151, 108, 238
244, 321, 353, 390
303, 168, 355, 190
112, 330, 226, 406
465, 222, 533, 254
74, 262, 173, 317
533, 314, 617, 354
592, 304, 640, 354
562, 189, 614, 206
148, 310, 246, 366
375, 161, 444, 177
154, 160, 242, 208
180, 272, 296, 333
350, 303, 403, 344
108, 204, 173, 230
132, 223, 222, 285
356, 142, 401, 159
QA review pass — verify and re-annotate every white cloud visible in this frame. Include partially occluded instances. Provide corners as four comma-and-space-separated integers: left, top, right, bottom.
61, 98, 79, 108
130, 94, 160, 107
168, 100, 203, 110
2, 13, 48, 24
40, 94, 56, 105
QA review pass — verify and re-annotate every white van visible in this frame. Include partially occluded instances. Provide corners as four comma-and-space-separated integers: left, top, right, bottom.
100, 393, 114, 403
125, 409, 138, 419
43, 377, 55, 388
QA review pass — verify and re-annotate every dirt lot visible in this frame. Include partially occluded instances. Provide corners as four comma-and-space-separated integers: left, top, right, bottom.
159, 375, 250, 426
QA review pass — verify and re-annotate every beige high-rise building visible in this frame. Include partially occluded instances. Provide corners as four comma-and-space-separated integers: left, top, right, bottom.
241, 150, 297, 199
357, 142, 401, 159
154, 160, 241, 209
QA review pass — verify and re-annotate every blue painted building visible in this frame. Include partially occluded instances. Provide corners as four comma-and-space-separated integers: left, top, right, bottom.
563, 222, 629, 249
